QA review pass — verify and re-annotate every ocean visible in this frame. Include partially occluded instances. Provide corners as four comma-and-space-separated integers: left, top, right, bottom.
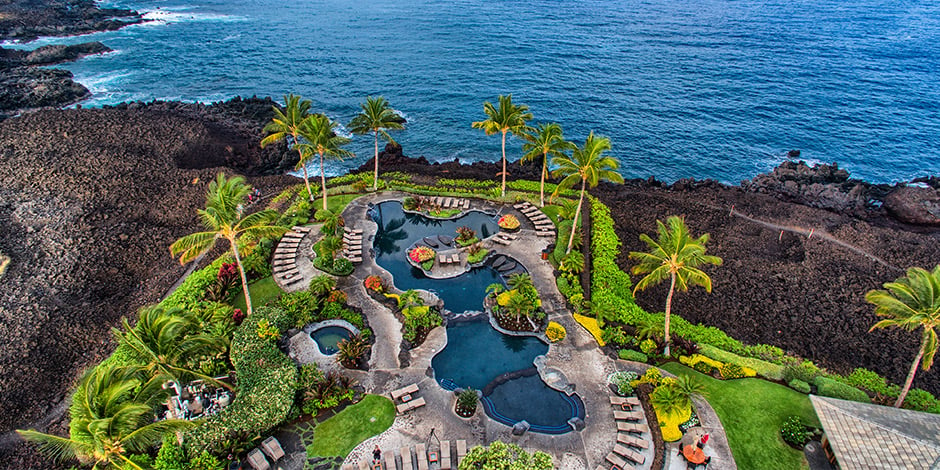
9, 0, 940, 183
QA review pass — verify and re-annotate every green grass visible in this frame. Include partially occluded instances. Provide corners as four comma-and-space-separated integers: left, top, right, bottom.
233, 276, 284, 311
307, 395, 396, 458
661, 363, 819, 470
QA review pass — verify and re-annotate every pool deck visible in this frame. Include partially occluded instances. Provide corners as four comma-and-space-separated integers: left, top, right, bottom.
285, 192, 734, 470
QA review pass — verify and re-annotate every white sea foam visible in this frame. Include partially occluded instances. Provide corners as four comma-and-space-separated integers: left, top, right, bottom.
140, 7, 248, 25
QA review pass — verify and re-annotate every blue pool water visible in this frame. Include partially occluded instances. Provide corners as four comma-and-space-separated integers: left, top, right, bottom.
372, 201, 499, 313
16, 0, 939, 183
372, 202, 584, 433
311, 326, 352, 355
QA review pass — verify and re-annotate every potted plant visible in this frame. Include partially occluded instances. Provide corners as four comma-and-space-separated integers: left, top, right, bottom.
455, 388, 479, 417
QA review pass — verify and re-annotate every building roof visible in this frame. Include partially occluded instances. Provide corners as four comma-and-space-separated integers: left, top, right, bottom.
810, 395, 940, 469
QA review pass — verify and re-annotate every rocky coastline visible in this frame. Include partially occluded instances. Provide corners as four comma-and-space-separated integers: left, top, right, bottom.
0, 99, 937, 468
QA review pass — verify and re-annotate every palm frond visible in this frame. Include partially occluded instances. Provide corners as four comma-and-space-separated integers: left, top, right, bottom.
169, 232, 218, 265
17, 430, 83, 463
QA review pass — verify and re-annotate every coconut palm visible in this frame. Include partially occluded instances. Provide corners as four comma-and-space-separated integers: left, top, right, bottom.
522, 123, 572, 207
113, 306, 228, 387
348, 96, 405, 191
867, 265, 940, 407
297, 114, 353, 211
18, 365, 192, 470
471, 95, 532, 197
315, 208, 345, 237
261, 94, 317, 202
486, 283, 506, 297
550, 132, 624, 254
170, 173, 286, 316
507, 273, 534, 292
629, 216, 722, 356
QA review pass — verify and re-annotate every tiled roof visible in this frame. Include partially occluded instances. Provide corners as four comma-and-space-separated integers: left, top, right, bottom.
810, 395, 940, 469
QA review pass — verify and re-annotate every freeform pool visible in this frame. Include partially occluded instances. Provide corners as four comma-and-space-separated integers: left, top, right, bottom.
311, 326, 352, 355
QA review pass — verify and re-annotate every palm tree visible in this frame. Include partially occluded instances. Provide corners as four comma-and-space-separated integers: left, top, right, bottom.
18, 365, 192, 469
550, 132, 624, 254
309, 274, 337, 298
507, 273, 534, 292
297, 114, 353, 211
628, 216, 722, 356
398, 289, 424, 309
471, 95, 532, 197
260, 94, 317, 202
170, 173, 286, 316
114, 306, 228, 387
315, 207, 345, 237
649, 382, 691, 418
522, 123, 572, 207
348, 96, 405, 190
866, 265, 940, 407
486, 283, 505, 297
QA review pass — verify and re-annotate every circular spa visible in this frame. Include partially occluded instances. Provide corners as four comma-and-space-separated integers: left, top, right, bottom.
306, 320, 359, 355
370, 200, 585, 434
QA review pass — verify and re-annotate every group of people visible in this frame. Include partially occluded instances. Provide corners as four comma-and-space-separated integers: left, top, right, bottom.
248, 187, 262, 204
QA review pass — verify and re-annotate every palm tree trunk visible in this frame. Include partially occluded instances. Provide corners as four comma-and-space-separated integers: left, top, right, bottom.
566, 179, 586, 254
373, 130, 380, 191
895, 341, 926, 407
302, 165, 314, 202
664, 273, 676, 357
540, 151, 547, 207
320, 151, 328, 211
230, 240, 253, 316
501, 130, 508, 197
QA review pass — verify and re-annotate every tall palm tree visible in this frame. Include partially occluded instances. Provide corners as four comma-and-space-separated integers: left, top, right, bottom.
867, 265, 940, 407
628, 216, 722, 356
550, 132, 624, 254
260, 94, 317, 202
18, 365, 192, 470
471, 95, 532, 197
521, 123, 572, 207
348, 96, 405, 191
297, 114, 353, 211
170, 173, 286, 316
113, 306, 228, 387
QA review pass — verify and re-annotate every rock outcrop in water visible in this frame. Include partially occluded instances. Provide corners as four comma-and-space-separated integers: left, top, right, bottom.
0, 0, 141, 41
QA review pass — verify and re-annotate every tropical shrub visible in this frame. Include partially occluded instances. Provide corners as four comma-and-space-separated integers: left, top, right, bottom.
459, 441, 552, 470
719, 363, 746, 380
788, 379, 811, 394
455, 226, 477, 246
638, 367, 663, 387
813, 377, 870, 403
497, 214, 520, 230
650, 384, 691, 442
639, 338, 657, 355
188, 451, 223, 470
619, 349, 649, 363
466, 246, 489, 264
456, 388, 479, 417
841, 367, 900, 399
573, 313, 606, 346
336, 333, 370, 368
256, 318, 280, 340
183, 306, 297, 457
276, 290, 319, 328
402, 306, 442, 343
698, 344, 784, 381
783, 360, 821, 384
545, 322, 566, 342
300, 369, 355, 414
679, 354, 723, 375
327, 289, 348, 304
601, 326, 631, 347
408, 246, 435, 263
331, 258, 354, 275
364, 275, 384, 292
902, 388, 939, 412
555, 275, 582, 300
609, 371, 639, 396
155, 434, 187, 470
781, 416, 809, 446
309, 274, 337, 297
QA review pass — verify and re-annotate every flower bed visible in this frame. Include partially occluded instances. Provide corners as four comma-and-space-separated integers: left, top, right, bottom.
498, 214, 520, 230
408, 246, 436, 264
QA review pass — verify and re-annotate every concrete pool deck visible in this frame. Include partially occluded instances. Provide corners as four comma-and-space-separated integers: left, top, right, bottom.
285, 191, 735, 470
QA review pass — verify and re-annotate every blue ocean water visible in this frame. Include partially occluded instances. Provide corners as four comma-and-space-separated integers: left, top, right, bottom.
10, 0, 940, 183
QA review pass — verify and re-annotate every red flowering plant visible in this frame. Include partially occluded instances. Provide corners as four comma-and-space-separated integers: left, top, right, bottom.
327, 289, 348, 304
364, 275, 384, 292
408, 246, 436, 263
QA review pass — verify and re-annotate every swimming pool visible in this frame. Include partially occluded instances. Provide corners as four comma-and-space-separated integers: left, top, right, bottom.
311, 326, 352, 355
371, 199, 584, 434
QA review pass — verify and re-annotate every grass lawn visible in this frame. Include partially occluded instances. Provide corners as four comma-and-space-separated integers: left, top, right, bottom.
307, 394, 396, 458
232, 276, 284, 311
661, 362, 820, 470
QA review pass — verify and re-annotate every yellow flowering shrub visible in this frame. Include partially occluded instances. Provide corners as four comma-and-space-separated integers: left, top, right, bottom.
545, 322, 566, 342
655, 404, 691, 442
573, 313, 605, 346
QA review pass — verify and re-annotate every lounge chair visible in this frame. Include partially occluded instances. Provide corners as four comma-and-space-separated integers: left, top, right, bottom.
450, 254, 460, 264
385, 452, 396, 470
261, 436, 285, 462
613, 444, 645, 464
605, 452, 629, 469
493, 237, 510, 246
513, 202, 529, 209
613, 410, 642, 421
341, 464, 355, 470
617, 433, 649, 449
416, 443, 429, 470
455, 440, 467, 464
348, 256, 362, 264
536, 231, 555, 237
401, 447, 414, 470
246, 449, 270, 470
440, 440, 452, 470
610, 396, 640, 406
462, 199, 470, 209
617, 422, 650, 433
357, 458, 370, 470
390, 383, 419, 401
293, 225, 312, 233
437, 235, 454, 245
439, 254, 448, 264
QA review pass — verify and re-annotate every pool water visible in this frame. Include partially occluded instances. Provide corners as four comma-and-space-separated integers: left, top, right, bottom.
371, 199, 584, 434
311, 326, 352, 355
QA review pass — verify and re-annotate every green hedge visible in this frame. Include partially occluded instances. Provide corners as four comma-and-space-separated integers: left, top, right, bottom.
698, 344, 784, 381
813, 376, 869, 403
184, 306, 298, 457
788, 379, 811, 394
618, 349, 649, 363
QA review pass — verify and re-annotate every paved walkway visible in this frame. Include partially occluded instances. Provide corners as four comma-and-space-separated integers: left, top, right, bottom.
281, 192, 735, 470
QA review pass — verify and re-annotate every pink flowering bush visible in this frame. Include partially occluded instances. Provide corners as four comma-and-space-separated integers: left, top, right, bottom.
408, 246, 436, 263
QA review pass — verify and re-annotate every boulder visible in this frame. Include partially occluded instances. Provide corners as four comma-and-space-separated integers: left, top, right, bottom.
512, 420, 530, 435
883, 186, 940, 226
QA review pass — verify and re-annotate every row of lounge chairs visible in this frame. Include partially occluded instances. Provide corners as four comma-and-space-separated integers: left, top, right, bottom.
245, 436, 286, 470
599, 395, 649, 470
438, 253, 461, 265
273, 226, 312, 287
513, 202, 556, 237
492, 232, 517, 246
343, 227, 364, 263
344, 440, 469, 470
430, 197, 471, 210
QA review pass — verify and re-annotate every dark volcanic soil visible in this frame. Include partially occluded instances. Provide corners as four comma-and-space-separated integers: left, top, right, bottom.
0, 98, 294, 468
